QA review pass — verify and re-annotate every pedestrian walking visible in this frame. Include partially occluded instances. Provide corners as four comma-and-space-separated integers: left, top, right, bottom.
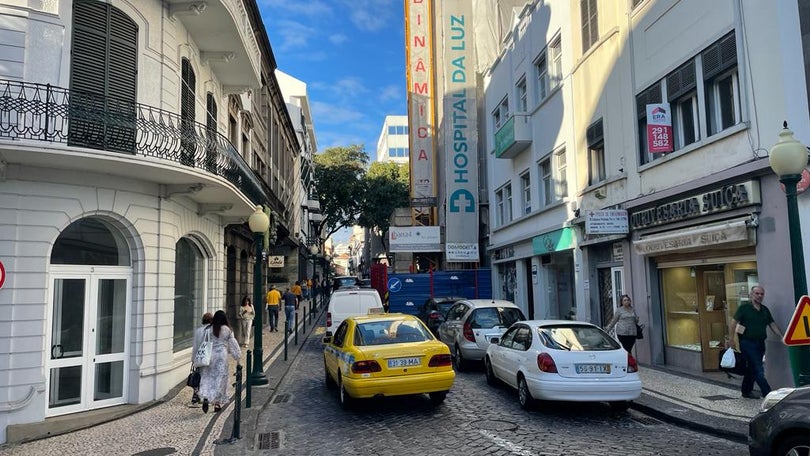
237, 295, 255, 347
301, 277, 310, 302
605, 294, 640, 353
291, 281, 303, 305
726, 285, 784, 399
197, 310, 241, 413
190, 312, 213, 405
266, 285, 281, 332
282, 287, 298, 334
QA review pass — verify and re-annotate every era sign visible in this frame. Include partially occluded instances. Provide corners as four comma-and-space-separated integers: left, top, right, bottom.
0, 260, 5, 289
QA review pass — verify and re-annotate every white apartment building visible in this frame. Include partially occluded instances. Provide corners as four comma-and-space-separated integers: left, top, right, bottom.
0, 0, 300, 442
376, 115, 409, 164
484, 0, 810, 386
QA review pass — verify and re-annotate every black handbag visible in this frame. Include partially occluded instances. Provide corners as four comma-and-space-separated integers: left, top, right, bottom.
636, 324, 644, 339
187, 367, 200, 388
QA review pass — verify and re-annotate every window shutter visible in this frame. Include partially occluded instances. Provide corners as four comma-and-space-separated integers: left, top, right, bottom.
666, 60, 696, 101
587, 119, 603, 146
205, 93, 218, 172
69, 0, 137, 153
180, 59, 197, 166
702, 32, 737, 79
636, 84, 662, 119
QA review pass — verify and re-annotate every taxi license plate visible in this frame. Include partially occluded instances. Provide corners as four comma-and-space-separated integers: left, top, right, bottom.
388, 357, 421, 368
575, 364, 610, 374
368, 307, 384, 314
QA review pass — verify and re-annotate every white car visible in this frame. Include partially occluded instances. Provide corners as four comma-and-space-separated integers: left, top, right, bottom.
325, 288, 385, 336
484, 320, 642, 410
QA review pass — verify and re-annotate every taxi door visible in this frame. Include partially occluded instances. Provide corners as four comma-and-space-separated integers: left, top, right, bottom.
325, 321, 350, 381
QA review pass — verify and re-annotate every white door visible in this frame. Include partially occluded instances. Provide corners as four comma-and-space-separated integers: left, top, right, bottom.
611, 267, 625, 312
47, 267, 130, 416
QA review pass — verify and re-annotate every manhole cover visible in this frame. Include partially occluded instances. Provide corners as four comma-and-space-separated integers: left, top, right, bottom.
470, 419, 519, 432
131, 448, 176, 456
258, 431, 281, 450
701, 394, 735, 402
273, 393, 290, 404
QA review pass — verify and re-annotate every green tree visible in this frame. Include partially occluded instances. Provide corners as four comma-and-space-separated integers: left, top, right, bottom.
359, 161, 410, 250
313, 145, 369, 237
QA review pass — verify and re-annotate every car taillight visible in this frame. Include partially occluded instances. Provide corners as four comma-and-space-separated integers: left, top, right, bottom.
463, 321, 475, 342
429, 354, 452, 367
326, 312, 332, 328
429, 313, 441, 320
351, 360, 382, 374
537, 353, 558, 373
627, 353, 639, 373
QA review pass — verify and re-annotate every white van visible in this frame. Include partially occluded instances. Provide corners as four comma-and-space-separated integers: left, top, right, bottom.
326, 288, 385, 336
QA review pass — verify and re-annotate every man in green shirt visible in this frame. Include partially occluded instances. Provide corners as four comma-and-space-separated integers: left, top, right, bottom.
726, 285, 784, 399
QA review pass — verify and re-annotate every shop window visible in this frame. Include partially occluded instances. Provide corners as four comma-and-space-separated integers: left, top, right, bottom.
174, 237, 205, 351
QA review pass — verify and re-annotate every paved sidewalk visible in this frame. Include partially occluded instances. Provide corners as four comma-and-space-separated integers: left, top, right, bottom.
0, 301, 765, 454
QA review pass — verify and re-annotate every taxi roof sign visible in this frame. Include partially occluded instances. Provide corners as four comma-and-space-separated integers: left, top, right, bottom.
784, 295, 810, 346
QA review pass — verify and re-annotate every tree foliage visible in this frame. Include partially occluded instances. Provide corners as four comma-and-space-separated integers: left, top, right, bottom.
313, 145, 369, 237
358, 161, 410, 239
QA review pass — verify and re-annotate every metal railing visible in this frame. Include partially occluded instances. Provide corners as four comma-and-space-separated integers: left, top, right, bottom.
0, 79, 270, 206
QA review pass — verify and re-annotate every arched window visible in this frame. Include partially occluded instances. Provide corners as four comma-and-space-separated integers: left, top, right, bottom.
51, 217, 130, 266
174, 237, 204, 350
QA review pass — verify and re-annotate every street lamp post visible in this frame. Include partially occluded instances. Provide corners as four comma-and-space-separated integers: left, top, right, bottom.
769, 122, 810, 386
248, 205, 269, 386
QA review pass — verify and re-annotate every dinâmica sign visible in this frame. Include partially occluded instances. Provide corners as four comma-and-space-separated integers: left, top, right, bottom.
629, 180, 760, 230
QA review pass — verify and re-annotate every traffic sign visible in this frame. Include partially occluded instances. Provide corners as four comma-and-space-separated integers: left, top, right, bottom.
784, 295, 810, 346
0, 260, 5, 289
387, 277, 402, 293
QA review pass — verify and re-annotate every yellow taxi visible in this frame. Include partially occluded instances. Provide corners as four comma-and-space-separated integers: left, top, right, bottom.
323, 313, 455, 408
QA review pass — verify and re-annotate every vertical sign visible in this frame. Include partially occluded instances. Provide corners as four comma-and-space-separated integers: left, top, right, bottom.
406, 0, 436, 201
646, 103, 673, 153
442, 0, 479, 263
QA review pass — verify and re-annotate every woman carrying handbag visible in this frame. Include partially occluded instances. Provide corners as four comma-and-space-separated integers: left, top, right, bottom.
197, 310, 241, 413
605, 294, 641, 353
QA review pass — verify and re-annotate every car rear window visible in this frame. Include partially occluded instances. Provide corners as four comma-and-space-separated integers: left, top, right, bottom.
538, 325, 620, 351
354, 320, 431, 346
469, 307, 525, 329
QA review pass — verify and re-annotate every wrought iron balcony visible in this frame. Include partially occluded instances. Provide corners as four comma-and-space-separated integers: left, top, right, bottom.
0, 79, 269, 206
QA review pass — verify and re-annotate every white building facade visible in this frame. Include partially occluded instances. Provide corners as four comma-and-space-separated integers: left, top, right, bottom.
0, 0, 299, 442
376, 115, 409, 164
483, 0, 810, 386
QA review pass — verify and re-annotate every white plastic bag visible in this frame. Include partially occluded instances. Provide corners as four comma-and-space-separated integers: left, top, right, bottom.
720, 347, 736, 369
193, 329, 212, 368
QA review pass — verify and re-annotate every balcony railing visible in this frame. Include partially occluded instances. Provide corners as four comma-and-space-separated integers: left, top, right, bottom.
0, 79, 269, 206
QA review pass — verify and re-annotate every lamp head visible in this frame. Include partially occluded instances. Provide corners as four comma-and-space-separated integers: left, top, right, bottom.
309, 244, 319, 255
247, 205, 270, 233
770, 122, 809, 177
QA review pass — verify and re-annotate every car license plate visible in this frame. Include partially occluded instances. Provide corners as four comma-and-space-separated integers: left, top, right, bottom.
368, 307, 384, 314
388, 357, 421, 368
575, 364, 611, 374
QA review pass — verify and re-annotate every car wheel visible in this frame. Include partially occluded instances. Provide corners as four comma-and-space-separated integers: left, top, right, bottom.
517, 375, 535, 410
774, 435, 810, 456
609, 401, 630, 412
429, 391, 447, 406
452, 345, 467, 372
337, 372, 352, 409
484, 357, 498, 386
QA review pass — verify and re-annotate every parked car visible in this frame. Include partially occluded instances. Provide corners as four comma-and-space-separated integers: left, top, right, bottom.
437, 299, 525, 371
484, 320, 642, 410
323, 313, 455, 408
417, 296, 465, 335
325, 288, 385, 336
332, 275, 361, 291
359, 278, 372, 288
749, 386, 810, 456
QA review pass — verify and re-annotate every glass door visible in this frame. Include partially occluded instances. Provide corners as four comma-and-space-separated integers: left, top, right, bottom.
48, 270, 129, 416
698, 269, 727, 370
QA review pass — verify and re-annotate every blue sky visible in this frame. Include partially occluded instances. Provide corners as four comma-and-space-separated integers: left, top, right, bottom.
259, 0, 407, 162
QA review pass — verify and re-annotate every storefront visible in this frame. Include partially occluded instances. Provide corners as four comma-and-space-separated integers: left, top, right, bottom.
531, 227, 577, 321
629, 180, 762, 372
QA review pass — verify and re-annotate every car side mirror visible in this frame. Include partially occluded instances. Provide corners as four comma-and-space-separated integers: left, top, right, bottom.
489, 337, 499, 344
322, 335, 332, 344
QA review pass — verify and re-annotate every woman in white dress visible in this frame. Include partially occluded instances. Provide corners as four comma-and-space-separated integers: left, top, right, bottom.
237, 295, 255, 347
197, 310, 241, 413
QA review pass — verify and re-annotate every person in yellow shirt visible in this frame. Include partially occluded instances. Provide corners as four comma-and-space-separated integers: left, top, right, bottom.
291, 281, 303, 309
265, 285, 281, 332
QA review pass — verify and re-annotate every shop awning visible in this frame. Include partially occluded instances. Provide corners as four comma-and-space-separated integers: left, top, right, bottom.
633, 217, 754, 255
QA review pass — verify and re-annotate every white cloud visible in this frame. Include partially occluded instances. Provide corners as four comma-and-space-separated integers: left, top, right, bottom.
329, 33, 349, 45
311, 101, 365, 125
339, 0, 394, 32
260, 0, 333, 17
378, 84, 402, 102
272, 20, 316, 52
